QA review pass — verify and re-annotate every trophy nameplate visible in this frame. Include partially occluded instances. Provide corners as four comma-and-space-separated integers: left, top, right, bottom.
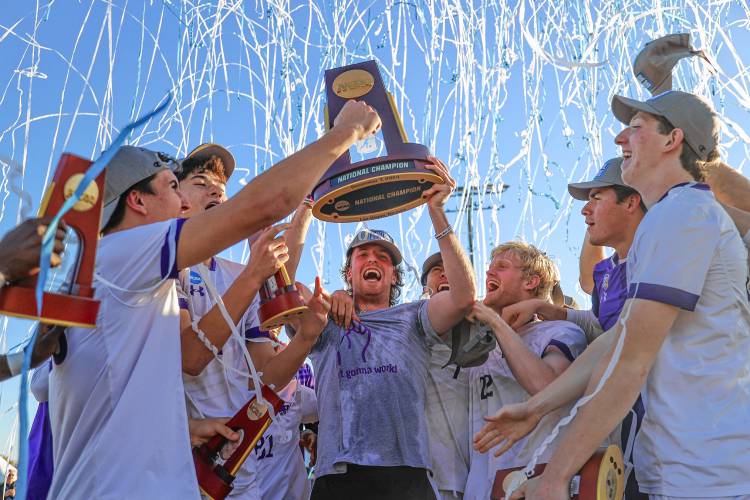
193, 386, 284, 500
257, 265, 308, 330
312, 59, 443, 222
0, 154, 103, 328
491, 445, 625, 500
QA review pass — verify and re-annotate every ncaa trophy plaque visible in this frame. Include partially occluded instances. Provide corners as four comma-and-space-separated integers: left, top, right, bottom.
0, 154, 103, 328
311, 60, 443, 222
193, 386, 284, 500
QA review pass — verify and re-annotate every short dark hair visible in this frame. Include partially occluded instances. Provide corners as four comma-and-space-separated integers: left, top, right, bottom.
340, 252, 405, 307
177, 155, 227, 183
101, 174, 157, 234
610, 185, 647, 213
654, 115, 719, 182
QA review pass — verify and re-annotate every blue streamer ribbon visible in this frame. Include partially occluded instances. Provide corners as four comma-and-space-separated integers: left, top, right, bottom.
15, 93, 171, 500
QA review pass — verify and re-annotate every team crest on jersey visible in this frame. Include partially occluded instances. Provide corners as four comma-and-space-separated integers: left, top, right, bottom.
189, 270, 203, 285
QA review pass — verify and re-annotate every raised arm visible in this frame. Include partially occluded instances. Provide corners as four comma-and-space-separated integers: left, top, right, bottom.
284, 201, 314, 279
705, 162, 750, 212
181, 225, 288, 376
578, 232, 606, 295
425, 159, 476, 335
248, 278, 330, 390
177, 101, 381, 269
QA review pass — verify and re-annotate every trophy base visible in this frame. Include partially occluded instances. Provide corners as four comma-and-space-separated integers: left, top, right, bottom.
0, 286, 99, 328
258, 289, 308, 330
194, 454, 233, 500
312, 157, 443, 223
491, 445, 624, 500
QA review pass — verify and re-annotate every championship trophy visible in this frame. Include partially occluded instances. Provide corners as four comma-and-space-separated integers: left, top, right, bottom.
257, 265, 308, 330
0, 154, 103, 328
311, 60, 443, 222
193, 386, 284, 500
492, 445, 625, 500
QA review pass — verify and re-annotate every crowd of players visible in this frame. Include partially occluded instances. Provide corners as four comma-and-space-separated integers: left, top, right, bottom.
0, 34, 749, 500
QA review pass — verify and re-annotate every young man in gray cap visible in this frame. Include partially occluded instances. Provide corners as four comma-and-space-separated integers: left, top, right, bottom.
46, 100, 380, 499
500, 157, 648, 499
479, 90, 750, 499
303, 159, 475, 500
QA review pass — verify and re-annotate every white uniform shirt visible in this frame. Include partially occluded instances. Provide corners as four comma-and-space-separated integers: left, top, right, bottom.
627, 183, 750, 496
48, 219, 200, 499
424, 341, 470, 495
251, 379, 318, 500
465, 320, 586, 500
178, 256, 263, 499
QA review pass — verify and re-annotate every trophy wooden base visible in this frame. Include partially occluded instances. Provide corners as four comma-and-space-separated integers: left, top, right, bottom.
0, 286, 99, 328
312, 151, 442, 223
491, 445, 624, 500
258, 287, 308, 330
194, 386, 284, 500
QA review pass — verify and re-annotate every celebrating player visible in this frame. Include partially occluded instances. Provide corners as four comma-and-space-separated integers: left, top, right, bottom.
45, 100, 380, 499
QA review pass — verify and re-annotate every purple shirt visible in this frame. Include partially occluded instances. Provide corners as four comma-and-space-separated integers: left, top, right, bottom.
27, 403, 53, 500
591, 254, 628, 331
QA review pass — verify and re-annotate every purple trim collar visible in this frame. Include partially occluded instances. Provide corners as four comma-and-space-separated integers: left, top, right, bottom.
657, 182, 711, 203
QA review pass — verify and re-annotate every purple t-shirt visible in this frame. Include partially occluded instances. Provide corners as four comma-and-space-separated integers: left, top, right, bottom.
591, 254, 628, 331
27, 402, 53, 500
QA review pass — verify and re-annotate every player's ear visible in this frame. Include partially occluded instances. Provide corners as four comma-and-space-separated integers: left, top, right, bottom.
125, 190, 149, 216
524, 274, 541, 292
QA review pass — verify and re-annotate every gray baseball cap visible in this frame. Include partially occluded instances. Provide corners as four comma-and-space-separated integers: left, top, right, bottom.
420, 252, 443, 286
633, 33, 714, 95
443, 319, 496, 369
100, 146, 182, 230
611, 90, 719, 161
346, 229, 403, 265
567, 158, 627, 201
182, 143, 235, 179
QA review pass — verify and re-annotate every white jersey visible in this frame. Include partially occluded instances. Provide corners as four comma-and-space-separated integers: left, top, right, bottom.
626, 183, 750, 496
250, 379, 318, 500
424, 340, 470, 496
178, 256, 264, 499
31, 361, 51, 403
48, 219, 200, 499
465, 320, 586, 500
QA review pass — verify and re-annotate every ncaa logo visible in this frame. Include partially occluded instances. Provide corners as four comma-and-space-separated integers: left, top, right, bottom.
189, 271, 202, 285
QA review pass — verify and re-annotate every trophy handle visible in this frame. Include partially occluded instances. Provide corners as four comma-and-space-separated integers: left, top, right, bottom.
0, 154, 102, 328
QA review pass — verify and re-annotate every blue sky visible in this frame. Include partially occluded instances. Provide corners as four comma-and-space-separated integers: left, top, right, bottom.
0, 0, 749, 457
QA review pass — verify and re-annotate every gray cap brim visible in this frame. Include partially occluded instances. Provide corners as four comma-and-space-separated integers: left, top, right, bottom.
611, 94, 664, 125
348, 239, 403, 265
420, 252, 443, 285
567, 180, 616, 201
184, 143, 235, 179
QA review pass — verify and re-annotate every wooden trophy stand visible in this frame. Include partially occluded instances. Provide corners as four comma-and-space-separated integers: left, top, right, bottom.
312, 59, 443, 223
0, 153, 103, 328
194, 386, 284, 500
257, 265, 307, 330
491, 445, 625, 500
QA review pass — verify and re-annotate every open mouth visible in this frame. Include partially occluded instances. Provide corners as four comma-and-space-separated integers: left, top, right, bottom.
205, 201, 220, 210
437, 283, 450, 292
486, 279, 500, 292
363, 268, 382, 282
622, 151, 632, 160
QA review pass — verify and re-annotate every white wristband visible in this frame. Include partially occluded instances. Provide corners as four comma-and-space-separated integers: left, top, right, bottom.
7, 351, 24, 377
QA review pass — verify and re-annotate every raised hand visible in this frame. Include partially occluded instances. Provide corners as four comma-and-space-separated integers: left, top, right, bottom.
246, 223, 291, 284
473, 401, 541, 457
0, 217, 67, 282
295, 277, 332, 343
330, 289, 359, 328
421, 156, 456, 210
333, 100, 381, 141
